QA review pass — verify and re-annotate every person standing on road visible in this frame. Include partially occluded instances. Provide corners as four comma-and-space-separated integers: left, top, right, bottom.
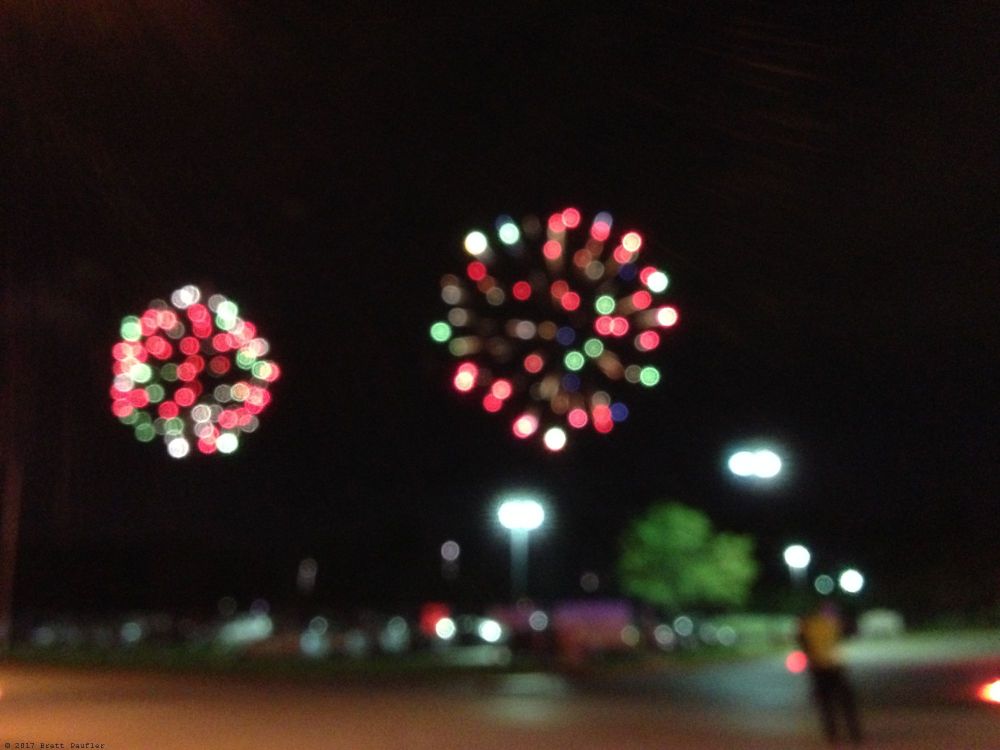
798, 601, 864, 745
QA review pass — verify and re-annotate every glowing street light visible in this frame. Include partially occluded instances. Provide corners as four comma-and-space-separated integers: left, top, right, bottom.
727, 448, 783, 479
838, 568, 865, 595
783, 544, 811, 586
497, 495, 545, 600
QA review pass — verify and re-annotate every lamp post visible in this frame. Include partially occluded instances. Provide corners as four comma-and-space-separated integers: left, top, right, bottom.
728, 448, 783, 480
497, 497, 545, 600
783, 544, 811, 587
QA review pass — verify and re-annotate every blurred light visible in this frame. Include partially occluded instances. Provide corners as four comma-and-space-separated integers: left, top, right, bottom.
814, 575, 836, 595
755, 450, 782, 478
656, 306, 679, 327
543, 427, 567, 452
636, 330, 660, 351
497, 498, 545, 530
309, 615, 329, 635
512, 281, 532, 300
567, 408, 588, 429
512, 413, 539, 438
464, 231, 488, 256
728, 449, 782, 479
167, 437, 190, 459
216, 433, 239, 454
673, 616, 694, 637
556, 326, 576, 346
717, 625, 737, 646
217, 614, 273, 647
523, 354, 544, 374
561, 207, 581, 228
610, 402, 629, 422
523, 612, 547, 633
977, 679, 1000, 704
478, 619, 503, 643
620, 625, 640, 647
483, 393, 503, 414
498, 221, 520, 245
595, 295, 616, 314
654, 624, 675, 648
646, 270, 669, 292
839, 569, 865, 594
491, 379, 513, 400
380, 616, 411, 654
622, 231, 642, 252
453, 363, 478, 392
583, 338, 604, 358
435, 617, 457, 640
564, 351, 585, 371
430, 322, 452, 342
783, 545, 811, 570
441, 540, 460, 562
542, 239, 562, 260
120, 621, 143, 644
560, 291, 581, 311
467, 260, 487, 281
639, 366, 660, 386
580, 572, 599, 593
786, 650, 809, 673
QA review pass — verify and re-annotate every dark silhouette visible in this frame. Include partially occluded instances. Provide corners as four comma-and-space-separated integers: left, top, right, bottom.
798, 602, 864, 745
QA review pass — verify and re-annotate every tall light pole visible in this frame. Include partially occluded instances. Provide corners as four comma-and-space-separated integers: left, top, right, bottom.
497, 497, 545, 600
783, 544, 811, 587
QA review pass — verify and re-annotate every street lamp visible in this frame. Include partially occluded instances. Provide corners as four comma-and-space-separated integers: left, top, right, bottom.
838, 568, 865, 595
497, 496, 545, 600
783, 544, 811, 586
728, 448, 783, 479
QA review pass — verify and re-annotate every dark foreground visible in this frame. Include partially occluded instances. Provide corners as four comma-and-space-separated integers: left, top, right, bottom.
2, 635, 997, 749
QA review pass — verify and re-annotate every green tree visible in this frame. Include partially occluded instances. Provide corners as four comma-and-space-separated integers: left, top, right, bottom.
618, 502, 758, 611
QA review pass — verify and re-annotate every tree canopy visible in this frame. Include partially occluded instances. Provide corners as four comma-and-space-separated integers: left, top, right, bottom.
618, 502, 759, 612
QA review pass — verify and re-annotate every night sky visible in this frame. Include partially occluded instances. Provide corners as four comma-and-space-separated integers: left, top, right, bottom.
2, 3, 996, 620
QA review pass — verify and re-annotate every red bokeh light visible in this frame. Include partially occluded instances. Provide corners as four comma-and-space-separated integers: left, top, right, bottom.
590, 220, 611, 242
174, 388, 196, 407
543, 240, 562, 260
547, 213, 566, 233
595, 316, 613, 336
631, 290, 652, 310
512, 281, 532, 301
466, 261, 487, 281
523, 354, 544, 374
158, 401, 179, 419
786, 651, 808, 674
637, 330, 661, 351
561, 207, 581, 228
567, 408, 589, 429
482, 394, 503, 413
561, 291, 581, 311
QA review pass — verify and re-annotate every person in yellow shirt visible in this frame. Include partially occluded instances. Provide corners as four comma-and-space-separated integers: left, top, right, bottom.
798, 602, 863, 745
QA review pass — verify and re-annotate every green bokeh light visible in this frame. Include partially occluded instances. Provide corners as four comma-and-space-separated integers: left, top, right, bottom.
639, 365, 661, 386
134, 424, 156, 442
165, 417, 184, 435
429, 321, 452, 343
564, 351, 585, 371
236, 350, 256, 369
498, 222, 520, 245
160, 363, 178, 382
146, 384, 165, 403
595, 295, 616, 315
130, 363, 152, 383
120, 316, 142, 341
583, 338, 604, 358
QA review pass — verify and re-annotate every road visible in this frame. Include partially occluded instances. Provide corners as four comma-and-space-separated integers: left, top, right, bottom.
1, 636, 997, 749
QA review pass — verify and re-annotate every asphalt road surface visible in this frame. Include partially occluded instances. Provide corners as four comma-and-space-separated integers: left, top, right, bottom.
2, 636, 997, 749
